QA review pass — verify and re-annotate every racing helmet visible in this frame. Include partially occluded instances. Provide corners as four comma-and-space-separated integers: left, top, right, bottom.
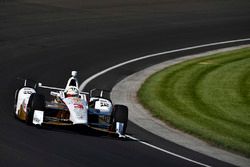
65, 86, 79, 97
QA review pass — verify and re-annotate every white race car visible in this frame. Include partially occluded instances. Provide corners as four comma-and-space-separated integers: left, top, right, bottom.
14, 71, 128, 137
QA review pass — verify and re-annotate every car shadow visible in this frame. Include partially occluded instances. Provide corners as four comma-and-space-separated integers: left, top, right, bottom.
34, 124, 134, 141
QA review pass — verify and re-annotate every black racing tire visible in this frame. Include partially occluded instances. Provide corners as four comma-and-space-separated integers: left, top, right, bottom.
113, 105, 128, 135
26, 93, 45, 125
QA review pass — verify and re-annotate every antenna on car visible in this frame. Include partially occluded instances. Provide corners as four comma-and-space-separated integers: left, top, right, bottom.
16, 77, 38, 89
24, 79, 27, 87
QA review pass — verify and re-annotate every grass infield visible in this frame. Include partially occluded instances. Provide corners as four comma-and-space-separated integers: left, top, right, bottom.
138, 47, 250, 157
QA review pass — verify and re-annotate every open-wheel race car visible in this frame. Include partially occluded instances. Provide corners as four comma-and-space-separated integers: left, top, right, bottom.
14, 71, 128, 137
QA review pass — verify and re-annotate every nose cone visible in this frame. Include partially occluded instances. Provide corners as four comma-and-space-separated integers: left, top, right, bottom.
63, 97, 88, 125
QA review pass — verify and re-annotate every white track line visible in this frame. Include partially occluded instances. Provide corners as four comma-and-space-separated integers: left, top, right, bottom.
126, 135, 211, 167
79, 38, 250, 166
79, 38, 250, 90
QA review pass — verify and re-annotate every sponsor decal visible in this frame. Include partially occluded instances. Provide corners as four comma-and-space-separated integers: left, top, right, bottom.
33, 117, 40, 123
74, 103, 84, 109
24, 90, 33, 94
100, 100, 109, 107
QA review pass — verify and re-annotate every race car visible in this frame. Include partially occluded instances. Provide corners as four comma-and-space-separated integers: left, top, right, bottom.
14, 71, 128, 137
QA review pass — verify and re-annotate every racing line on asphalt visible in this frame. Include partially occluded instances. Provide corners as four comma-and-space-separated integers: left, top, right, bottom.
79, 38, 250, 167
125, 134, 211, 167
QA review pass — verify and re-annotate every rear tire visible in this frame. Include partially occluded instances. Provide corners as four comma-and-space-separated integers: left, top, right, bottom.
26, 93, 45, 125
113, 105, 128, 135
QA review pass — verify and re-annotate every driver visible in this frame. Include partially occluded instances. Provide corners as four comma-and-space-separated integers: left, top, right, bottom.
65, 86, 79, 98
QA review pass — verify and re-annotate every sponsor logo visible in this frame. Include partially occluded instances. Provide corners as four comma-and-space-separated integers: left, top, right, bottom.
33, 117, 40, 123
100, 100, 109, 107
74, 103, 84, 109
24, 90, 33, 94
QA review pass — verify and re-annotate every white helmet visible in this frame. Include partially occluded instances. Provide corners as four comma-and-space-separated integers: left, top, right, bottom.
66, 86, 79, 97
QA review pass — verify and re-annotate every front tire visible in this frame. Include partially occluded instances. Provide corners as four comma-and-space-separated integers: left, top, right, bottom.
26, 93, 45, 125
113, 105, 128, 135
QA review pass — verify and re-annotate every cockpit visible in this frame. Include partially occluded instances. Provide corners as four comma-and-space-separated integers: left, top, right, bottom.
64, 71, 80, 98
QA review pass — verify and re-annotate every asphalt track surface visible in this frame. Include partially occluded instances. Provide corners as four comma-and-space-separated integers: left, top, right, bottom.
0, 0, 250, 166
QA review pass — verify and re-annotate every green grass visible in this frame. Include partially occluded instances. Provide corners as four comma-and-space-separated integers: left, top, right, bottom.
138, 47, 250, 157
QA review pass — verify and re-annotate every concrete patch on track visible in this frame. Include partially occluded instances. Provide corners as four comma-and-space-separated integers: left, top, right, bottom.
111, 45, 250, 167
